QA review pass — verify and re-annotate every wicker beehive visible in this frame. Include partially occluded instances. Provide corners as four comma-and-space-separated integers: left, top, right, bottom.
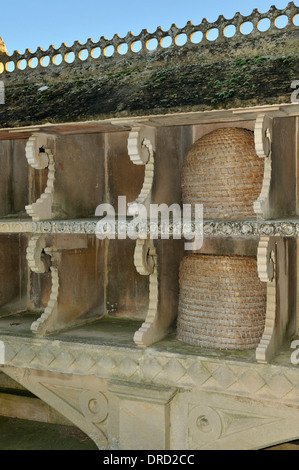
177, 255, 267, 350
182, 127, 264, 219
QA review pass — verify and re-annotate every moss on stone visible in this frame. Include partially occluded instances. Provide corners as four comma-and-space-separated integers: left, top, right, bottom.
0, 54, 297, 128
0, 26, 298, 128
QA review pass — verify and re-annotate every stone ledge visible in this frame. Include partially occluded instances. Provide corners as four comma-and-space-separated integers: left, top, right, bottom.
0, 328, 298, 406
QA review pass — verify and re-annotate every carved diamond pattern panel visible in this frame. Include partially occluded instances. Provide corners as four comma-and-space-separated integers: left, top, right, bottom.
159, 358, 187, 383
1, 337, 299, 407
3, 343, 18, 363
95, 355, 117, 375
52, 351, 75, 370
283, 369, 299, 388
13, 345, 36, 365
211, 366, 237, 390
237, 369, 266, 394
118, 358, 139, 379
141, 357, 164, 382
75, 353, 96, 372
33, 348, 56, 368
265, 374, 294, 399
186, 362, 211, 386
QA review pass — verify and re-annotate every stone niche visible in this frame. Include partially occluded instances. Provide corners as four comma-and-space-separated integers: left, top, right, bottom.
0, 233, 28, 316
0, 125, 190, 338
0, 139, 29, 218
177, 119, 298, 357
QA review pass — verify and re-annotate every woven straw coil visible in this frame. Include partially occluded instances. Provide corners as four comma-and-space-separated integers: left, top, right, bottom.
182, 127, 264, 219
177, 254, 266, 350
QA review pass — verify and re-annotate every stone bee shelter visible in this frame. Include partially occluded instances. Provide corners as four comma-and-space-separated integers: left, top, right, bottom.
0, 2, 298, 451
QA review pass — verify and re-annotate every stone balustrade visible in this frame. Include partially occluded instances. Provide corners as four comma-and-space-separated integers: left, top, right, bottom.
0, 2, 297, 79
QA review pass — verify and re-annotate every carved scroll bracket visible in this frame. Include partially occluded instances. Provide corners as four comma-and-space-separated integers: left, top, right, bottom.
133, 238, 160, 347
2, 366, 109, 450
27, 234, 88, 336
253, 114, 273, 219
25, 133, 56, 221
256, 236, 290, 363
127, 126, 155, 216
27, 234, 60, 336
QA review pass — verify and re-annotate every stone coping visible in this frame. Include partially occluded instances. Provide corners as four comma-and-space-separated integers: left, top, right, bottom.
0, 102, 298, 140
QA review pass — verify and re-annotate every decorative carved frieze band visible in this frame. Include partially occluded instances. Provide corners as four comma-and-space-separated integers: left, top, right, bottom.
254, 115, 273, 219
127, 126, 155, 215
25, 133, 55, 221
133, 238, 159, 347
1, 219, 299, 238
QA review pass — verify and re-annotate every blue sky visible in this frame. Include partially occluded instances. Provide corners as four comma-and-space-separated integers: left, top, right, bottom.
1, 0, 298, 55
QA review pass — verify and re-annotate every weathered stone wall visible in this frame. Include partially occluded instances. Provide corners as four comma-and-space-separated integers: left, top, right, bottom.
0, 3, 298, 127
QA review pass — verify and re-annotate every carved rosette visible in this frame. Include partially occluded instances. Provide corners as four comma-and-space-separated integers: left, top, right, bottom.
79, 390, 108, 424
127, 126, 155, 215
253, 115, 273, 219
25, 133, 55, 221
189, 406, 223, 447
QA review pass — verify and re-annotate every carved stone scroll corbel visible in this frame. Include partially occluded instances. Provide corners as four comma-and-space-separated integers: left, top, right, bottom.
256, 236, 289, 363
27, 235, 60, 336
253, 115, 273, 219
127, 126, 155, 215
25, 133, 55, 221
27, 234, 89, 337
133, 238, 160, 347
256, 236, 276, 363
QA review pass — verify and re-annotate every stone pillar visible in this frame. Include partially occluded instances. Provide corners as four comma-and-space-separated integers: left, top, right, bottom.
109, 381, 177, 450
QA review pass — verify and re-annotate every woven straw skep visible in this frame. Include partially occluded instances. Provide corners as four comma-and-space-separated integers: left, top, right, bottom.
177, 255, 267, 350
182, 127, 264, 219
